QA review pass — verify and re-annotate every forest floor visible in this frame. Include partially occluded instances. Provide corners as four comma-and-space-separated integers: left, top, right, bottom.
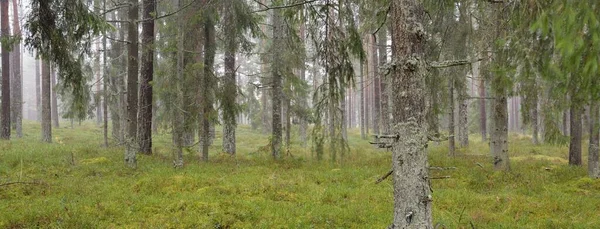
1, 122, 599, 228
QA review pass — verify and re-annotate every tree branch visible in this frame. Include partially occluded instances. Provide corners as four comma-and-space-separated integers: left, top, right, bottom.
251, 0, 318, 13
429, 58, 483, 69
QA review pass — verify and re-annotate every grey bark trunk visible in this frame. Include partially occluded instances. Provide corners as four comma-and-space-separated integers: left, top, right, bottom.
489, 3, 509, 171
458, 87, 468, 147
568, 104, 582, 166
35, 58, 41, 121
298, 15, 308, 147
378, 27, 389, 134
588, 102, 599, 178
271, 7, 283, 159
222, 49, 237, 155
172, 0, 185, 168
360, 60, 366, 139
102, 0, 108, 147
372, 34, 380, 135
41, 60, 52, 143
50, 68, 59, 128
222, 4, 237, 155
390, 0, 432, 228
200, 13, 216, 162
531, 93, 539, 145
491, 95, 509, 170
11, 0, 21, 138
448, 79, 456, 156
125, 0, 139, 168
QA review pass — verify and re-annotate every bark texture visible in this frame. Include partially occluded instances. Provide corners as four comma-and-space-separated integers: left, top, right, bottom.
125, 0, 139, 168
0, 0, 10, 140
448, 79, 456, 156
222, 6, 237, 155
11, 0, 21, 137
271, 7, 284, 159
489, 3, 509, 171
41, 60, 52, 143
137, 0, 155, 155
390, 0, 432, 228
51, 69, 59, 128
200, 12, 216, 162
589, 102, 600, 178
36, 58, 41, 121
568, 105, 582, 166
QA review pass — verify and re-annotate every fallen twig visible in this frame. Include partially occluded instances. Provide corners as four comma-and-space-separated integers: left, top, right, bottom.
430, 176, 451, 179
0, 180, 46, 188
429, 166, 457, 170
375, 170, 393, 184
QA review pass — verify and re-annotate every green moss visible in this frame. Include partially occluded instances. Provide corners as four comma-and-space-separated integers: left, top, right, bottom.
0, 121, 598, 228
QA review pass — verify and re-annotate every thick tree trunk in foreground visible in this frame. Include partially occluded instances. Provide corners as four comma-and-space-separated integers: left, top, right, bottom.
589, 102, 599, 178
489, 3, 510, 171
390, 0, 432, 228
125, 0, 139, 168
491, 94, 509, 170
137, 0, 155, 155
0, 0, 10, 140
271, 7, 284, 159
568, 104, 582, 166
41, 60, 52, 143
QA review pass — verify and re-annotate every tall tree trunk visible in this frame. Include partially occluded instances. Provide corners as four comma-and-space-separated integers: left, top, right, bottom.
36, 58, 41, 121
372, 34, 380, 135
390, 0, 432, 228
10, 0, 21, 137
51, 68, 59, 128
41, 60, 51, 143
222, 50, 237, 155
125, 0, 139, 168
568, 104, 582, 166
378, 27, 389, 134
172, 0, 185, 168
448, 79, 456, 156
222, 4, 237, 155
531, 92, 539, 145
102, 0, 108, 147
589, 102, 600, 178
458, 84, 468, 147
360, 60, 366, 139
200, 12, 216, 162
489, 3, 510, 171
271, 7, 283, 159
137, 0, 155, 155
298, 14, 308, 147
0, 0, 10, 140
479, 79, 487, 141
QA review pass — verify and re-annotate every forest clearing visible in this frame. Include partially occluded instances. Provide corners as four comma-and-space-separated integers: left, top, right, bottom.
1, 0, 600, 228
1, 122, 599, 228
